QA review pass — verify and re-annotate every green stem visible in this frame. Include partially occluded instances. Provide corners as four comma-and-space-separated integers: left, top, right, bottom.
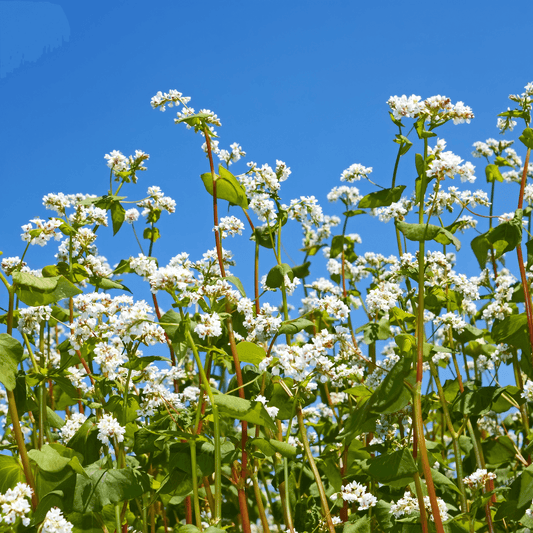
185, 328, 222, 523
296, 406, 335, 533
5, 286, 38, 509
429, 360, 468, 513
190, 440, 203, 530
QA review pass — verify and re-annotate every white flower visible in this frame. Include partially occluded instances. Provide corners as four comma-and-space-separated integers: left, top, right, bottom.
125, 208, 140, 223
194, 313, 223, 339
41, 507, 74, 533
215, 216, 245, 239
463, 469, 497, 490
0, 482, 33, 526
96, 414, 125, 446
59, 413, 87, 443
340, 163, 373, 183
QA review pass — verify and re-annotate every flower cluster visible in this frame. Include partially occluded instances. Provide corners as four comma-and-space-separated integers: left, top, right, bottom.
0, 482, 33, 527
463, 469, 497, 490
330, 481, 377, 510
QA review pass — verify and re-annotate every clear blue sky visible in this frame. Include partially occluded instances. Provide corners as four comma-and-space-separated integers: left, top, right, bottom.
1, 0, 532, 302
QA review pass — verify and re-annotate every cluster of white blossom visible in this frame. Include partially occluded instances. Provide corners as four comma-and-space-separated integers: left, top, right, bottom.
387, 94, 474, 125
238, 298, 282, 342
215, 216, 245, 239
17, 305, 53, 335
21, 217, 63, 246
389, 490, 449, 522
150, 89, 191, 112
59, 412, 87, 443
137, 364, 187, 417
374, 198, 410, 222
96, 413, 125, 447
137, 185, 176, 217
366, 281, 403, 316
204, 140, 246, 166
194, 313, 223, 339
522, 380, 533, 401
0, 483, 33, 527
327, 185, 362, 206
340, 163, 373, 183
286, 196, 324, 226
463, 469, 497, 490
41, 507, 74, 533
481, 269, 515, 323
104, 150, 149, 182
427, 141, 476, 183
330, 481, 377, 509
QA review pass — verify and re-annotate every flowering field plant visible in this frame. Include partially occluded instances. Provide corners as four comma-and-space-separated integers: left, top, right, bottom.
1, 82, 533, 533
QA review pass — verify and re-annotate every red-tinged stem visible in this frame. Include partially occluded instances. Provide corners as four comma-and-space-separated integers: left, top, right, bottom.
516, 148, 533, 364
185, 496, 192, 524
204, 126, 250, 529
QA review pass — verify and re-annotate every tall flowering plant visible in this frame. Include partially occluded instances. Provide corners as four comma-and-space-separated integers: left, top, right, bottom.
0, 83, 533, 533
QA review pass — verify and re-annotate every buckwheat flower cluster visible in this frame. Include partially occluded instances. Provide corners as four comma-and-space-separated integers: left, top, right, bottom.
0, 482, 33, 526
318, 295, 350, 321
433, 312, 467, 333
330, 481, 377, 510
130, 253, 158, 280
238, 299, 282, 342
482, 269, 515, 323
327, 185, 362, 206
41, 507, 73, 533
387, 94, 474, 125
427, 149, 476, 183
125, 208, 140, 223
210, 141, 246, 166
463, 469, 497, 490
194, 313, 223, 339
151, 89, 191, 112
68, 204, 108, 227
17, 305, 52, 335
340, 163, 373, 183
366, 281, 403, 316
137, 364, 186, 417
390, 491, 449, 522
375, 198, 410, 222
21, 217, 63, 246
472, 140, 495, 158
97, 414, 125, 446
59, 412, 87, 443
287, 196, 324, 225
215, 216, 245, 239
105, 150, 129, 172
138, 185, 176, 216
497, 115, 517, 133
1, 256, 27, 275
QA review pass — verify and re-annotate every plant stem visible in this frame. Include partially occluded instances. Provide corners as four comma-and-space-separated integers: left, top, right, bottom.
296, 406, 335, 533
429, 360, 468, 513
190, 440, 203, 530
185, 329, 222, 523
4, 284, 38, 510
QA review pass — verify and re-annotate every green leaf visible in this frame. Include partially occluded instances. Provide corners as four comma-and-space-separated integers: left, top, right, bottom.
87, 277, 131, 293
356, 318, 391, 344
396, 221, 461, 250
13, 272, 82, 306
495, 463, 533, 521
485, 209, 523, 259
225, 275, 246, 297
278, 317, 315, 336
358, 186, 406, 209
0, 455, 25, 493
110, 201, 125, 235
252, 438, 297, 458
252, 226, 275, 249
200, 165, 249, 209
29, 444, 74, 473
343, 209, 366, 218
483, 436, 516, 467
72, 465, 150, 513
367, 448, 418, 483
143, 227, 160, 243
236, 342, 266, 366
291, 262, 311, 279
519, 127, 533, 150
213, 393, 276, 431
492, 313, 529, 351
265, 263, 293, 289
485, 164, 504, 183
330, 235, 347, 258
470, 233, 491, 270
415, 118, 437, 139
47, 406, 66, 429
0, 334, 23, 391
394, 134, 413, 156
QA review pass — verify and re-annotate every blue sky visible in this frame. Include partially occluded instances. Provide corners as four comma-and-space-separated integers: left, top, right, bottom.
1, 0, 532, 316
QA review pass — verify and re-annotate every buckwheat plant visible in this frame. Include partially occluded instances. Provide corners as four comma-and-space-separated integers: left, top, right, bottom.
0, 82, 533, 533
